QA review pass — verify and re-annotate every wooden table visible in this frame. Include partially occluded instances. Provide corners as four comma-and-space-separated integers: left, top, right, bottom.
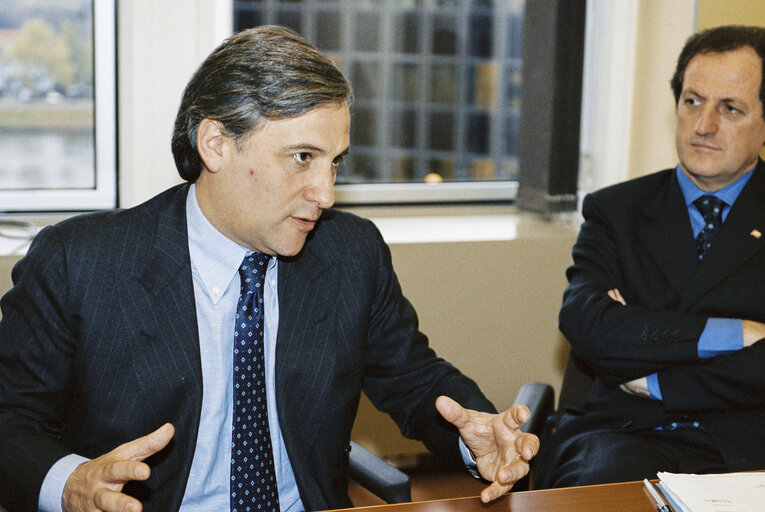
341, 479, 663, 512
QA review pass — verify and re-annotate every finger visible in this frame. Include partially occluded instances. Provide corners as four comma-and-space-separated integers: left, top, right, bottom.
94, 487, 143, 512
112, 423, 175, 462
435, 396, 470, 429
505, 404, 530, 429
607, 288, 627, 305
516, 432, 540, 461
100, 459, 151, 484
496, 454, 531, 485
480, 480, 511, 503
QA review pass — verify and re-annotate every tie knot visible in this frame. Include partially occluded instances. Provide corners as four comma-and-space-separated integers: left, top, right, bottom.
238, 252, 269, 293
693, 195, 726, 223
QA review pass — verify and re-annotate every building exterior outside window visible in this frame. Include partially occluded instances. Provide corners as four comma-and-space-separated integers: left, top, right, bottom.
234, 0, 524, 203
0, 0, 116, 212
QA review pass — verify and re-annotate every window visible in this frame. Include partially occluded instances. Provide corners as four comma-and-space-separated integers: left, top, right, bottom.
233, 0, 524, 204
0, 0, 116, 212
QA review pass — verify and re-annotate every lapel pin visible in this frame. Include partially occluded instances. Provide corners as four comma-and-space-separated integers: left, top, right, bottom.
751, 229, 762, 239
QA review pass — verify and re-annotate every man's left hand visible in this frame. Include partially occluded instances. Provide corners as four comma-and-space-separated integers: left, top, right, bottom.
619, 376, 650, 397
435, 395, 539, 503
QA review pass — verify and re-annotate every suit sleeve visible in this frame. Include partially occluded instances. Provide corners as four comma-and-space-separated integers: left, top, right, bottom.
559, 192, 709, 386
0, 226, 78, 511
658, 339, 765, 412
358, 222, 495, 465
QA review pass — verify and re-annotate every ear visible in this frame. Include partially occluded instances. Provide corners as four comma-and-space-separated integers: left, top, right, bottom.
196, 118, 227, 174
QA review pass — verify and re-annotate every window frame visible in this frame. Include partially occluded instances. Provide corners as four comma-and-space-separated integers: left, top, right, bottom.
0, 0, 117, 213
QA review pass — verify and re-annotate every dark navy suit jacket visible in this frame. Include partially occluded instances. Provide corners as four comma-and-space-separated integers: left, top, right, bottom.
551, 163, 765, 474
0, 184, 493, 511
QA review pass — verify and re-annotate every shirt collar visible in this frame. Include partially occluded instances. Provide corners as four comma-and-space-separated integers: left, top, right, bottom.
186, 183, 249, 300
675, 163, 756, 208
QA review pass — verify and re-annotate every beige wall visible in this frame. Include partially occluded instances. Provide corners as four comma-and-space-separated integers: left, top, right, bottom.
0, 257, 14, 311
350, 214, 578, 458
627, 1, 695, 180
697, 0, 765, 28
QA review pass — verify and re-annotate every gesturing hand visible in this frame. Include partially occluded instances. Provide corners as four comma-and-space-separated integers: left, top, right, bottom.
62, 423, 175, 512
436, 396, 539, 503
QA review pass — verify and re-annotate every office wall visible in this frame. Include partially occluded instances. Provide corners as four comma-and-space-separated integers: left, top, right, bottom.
0, 257, 13, 309
697, 0, 765, 27
627, 1, 695, 180
351, 214, 578, 459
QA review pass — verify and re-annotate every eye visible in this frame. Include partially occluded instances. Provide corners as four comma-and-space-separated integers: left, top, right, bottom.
331, 155, 345, 169
684, 97, 701, 106
294, 152, 311, 164
725, 104, 742, 115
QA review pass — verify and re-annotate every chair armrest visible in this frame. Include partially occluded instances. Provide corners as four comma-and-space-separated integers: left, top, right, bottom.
348, 441, 412, 504
513, 382, 555, 435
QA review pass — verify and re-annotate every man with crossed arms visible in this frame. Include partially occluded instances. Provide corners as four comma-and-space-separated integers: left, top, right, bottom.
537, 25, 765, 488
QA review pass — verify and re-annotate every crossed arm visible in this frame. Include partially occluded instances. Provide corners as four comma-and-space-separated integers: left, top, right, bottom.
561, 192, 765, 410
607, 289, 765, 397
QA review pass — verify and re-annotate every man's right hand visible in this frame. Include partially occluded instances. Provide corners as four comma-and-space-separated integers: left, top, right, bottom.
62, 423, 175, 512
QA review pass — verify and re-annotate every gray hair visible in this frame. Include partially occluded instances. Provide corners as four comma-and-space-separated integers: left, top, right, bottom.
171, 25, 352, 181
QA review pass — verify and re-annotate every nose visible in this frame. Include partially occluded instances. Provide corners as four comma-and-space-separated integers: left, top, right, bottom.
694, 105, 719, 136
306, 167, 336, 209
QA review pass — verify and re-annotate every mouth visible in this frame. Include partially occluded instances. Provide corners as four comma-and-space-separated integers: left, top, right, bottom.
291, 215, 320, 231
690, 140, 719, 152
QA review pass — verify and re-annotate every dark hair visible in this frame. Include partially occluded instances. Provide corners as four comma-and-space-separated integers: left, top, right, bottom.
171, 25, 352, 182
671, 25, 765, 117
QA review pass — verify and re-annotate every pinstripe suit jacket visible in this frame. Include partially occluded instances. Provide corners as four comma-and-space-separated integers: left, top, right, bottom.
0, 184, 493, 511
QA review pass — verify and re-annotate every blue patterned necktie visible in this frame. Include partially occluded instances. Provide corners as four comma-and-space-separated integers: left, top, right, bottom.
231, 252, 280, 512
693, 195, 726, 260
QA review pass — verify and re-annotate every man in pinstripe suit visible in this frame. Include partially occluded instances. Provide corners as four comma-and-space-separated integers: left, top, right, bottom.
0, 26, 538, 512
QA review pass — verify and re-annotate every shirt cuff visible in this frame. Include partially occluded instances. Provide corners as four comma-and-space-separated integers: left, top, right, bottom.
698, 317, 743, 358
459, 437, 486, 481
646, 373, 663, 400
39, 454, 90, 512
459, 437, 475, 467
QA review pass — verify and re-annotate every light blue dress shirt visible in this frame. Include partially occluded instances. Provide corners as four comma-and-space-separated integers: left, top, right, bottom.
644, 166, 754, 400
39, 185, 304, 512
180, 185, 303, 511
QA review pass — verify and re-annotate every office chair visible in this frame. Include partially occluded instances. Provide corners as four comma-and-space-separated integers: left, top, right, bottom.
348, 441, 412, 503
510, 352, 596, 489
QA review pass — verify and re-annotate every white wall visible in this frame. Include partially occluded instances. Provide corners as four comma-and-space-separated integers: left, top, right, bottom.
578, 0, 696, 196
117, 0, 233, 207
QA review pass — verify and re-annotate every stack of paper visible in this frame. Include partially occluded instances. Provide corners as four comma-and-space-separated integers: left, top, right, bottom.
657, 472, 765, 512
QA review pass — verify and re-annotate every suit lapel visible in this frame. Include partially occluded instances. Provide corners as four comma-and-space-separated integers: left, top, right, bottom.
274, 231, 339, 506
130, 184, 202, 390
638, 171, 699, 297
275, 235, 336, 438
680, 166, 765, 308
116, 185, 202, 506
